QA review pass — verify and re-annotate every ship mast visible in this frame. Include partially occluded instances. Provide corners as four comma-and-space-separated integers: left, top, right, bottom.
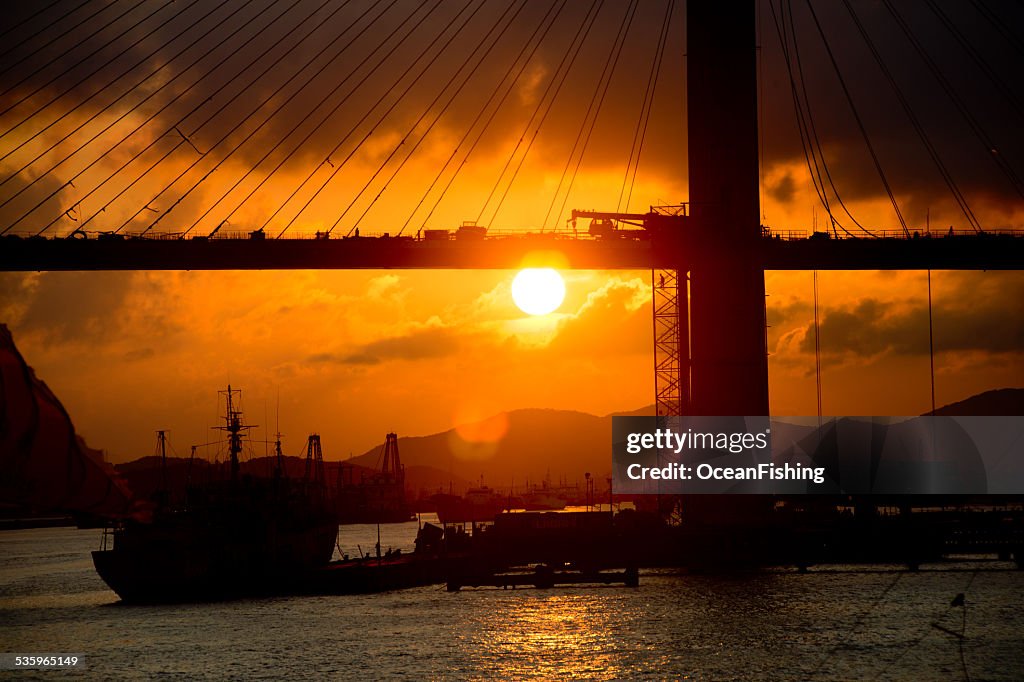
274, 431, 285, 478
156, 429, 168, 495
154, 429, 170, 506
215, 385, 255, 481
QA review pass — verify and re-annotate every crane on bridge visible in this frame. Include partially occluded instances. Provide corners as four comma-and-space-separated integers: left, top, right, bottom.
572, 206, 691, 417
569, 205, 687, 241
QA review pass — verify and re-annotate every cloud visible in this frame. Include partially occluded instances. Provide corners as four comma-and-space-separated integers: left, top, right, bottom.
7, 1, 1020, 238
6, 271, 140, 344
1, 4, 671, 235
767, 171, 797, 205
757, 1, 1024, 228
366, 274, 401, 299
308, 325, 460, 365
0, 167, 72, 235
794, 281, 1024, 358
540, 276, 651, 357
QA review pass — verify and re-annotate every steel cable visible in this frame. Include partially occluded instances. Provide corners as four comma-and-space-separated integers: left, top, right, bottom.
397, 0, 576, 235
477, 0, 606, 228
341, 0, 558, 236
30, 0, 374, 237
0, 0, 281, 219
131, 0, 407, 236
0, 0, 207, 156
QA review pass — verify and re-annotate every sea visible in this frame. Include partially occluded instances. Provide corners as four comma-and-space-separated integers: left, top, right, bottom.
1, 519, 1022, 681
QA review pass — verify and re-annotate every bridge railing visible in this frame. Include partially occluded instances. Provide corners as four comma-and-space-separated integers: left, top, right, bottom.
196, 227, 610, 241
9, 226, 1024, 243
761, 228, 1024, 241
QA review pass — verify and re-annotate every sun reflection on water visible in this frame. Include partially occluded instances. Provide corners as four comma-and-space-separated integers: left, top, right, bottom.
450, 591, 661, 680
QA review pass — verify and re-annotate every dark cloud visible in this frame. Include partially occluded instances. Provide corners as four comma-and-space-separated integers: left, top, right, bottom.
124, 347, 154, 361
0, 1, 682, 233
0, 0, 1021, 235
0, 169, 71, 234
797, 274, 1024, 357
15, 271, 136, 343
0, 271, 180, 348
768, 299, 813, 328
757, 1, 1024, 227
308, 326, 458, 365
767, 171, 797, 204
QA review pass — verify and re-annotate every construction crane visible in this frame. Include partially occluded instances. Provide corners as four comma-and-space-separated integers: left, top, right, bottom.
572, 206, 690, 417
569, 205, 687, 240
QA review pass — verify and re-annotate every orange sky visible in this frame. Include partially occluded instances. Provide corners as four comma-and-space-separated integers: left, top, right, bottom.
1, 266, 1021, 463
1, 1, 1022, 462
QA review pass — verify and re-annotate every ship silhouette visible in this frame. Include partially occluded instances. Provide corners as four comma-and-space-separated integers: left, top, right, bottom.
91, 387, 338, 603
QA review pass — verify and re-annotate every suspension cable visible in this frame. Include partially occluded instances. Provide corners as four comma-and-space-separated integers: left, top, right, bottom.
181, 0, 436, 237
137, 0, 416, 236
813, 270, 822, 421
0, 0, 129, 88
344, 0, 565, 236
970, 0, 1024, 59
269, 0, 494, 238
23, 0, 361, 238
927, 0, 1024, 123
801, 0, 910, 236
0, 0, 213, 171
618, 0, 673, 214
928, 270, 936, 415
0, 0, 278, 214
400, 0, 588, 235
0, 0, 66, 46
842, 0, 983, 232
328, 0, 521, 236
883, 0, 1024, 201
254, 0, 452, 237
194, 0, 480, 238
0, 0, 198, 138
780, 0, 867, 237
177, 0, 416, 237
782, 0, 856, 235
544, 0, 640, 231
769, 0, 838, 232
377, 0, 569, 235
475, 0, 606, 228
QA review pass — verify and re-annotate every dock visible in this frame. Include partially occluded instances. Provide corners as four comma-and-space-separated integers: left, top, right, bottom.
446, 565, 640, 591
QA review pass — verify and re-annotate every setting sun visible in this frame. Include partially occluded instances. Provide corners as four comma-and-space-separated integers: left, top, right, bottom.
511, 268, 566, 315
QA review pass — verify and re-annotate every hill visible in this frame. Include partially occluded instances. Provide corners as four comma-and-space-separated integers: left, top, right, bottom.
112, 388, 1022, 498
348, 408, 612, 490
927, 388, 1024, 416
114, 453, 468, 501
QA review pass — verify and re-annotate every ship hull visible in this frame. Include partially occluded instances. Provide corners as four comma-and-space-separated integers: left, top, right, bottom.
435, 502, 506, 524
92, 518, 337, 603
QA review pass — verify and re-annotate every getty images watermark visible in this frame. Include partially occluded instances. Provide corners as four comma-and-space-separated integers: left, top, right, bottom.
612, 416, 1024, 495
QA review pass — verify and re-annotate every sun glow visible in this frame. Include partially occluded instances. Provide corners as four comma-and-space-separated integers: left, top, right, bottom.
511, 268, 566, 315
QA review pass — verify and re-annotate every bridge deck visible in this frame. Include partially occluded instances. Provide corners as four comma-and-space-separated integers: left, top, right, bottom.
2, 233, 1022, 271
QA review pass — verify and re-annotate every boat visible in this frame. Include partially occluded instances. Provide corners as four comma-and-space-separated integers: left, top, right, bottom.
92, 386, 338, 603
520, 490, 567, 511
519, 479, 573, 511
432, 483, 511, 524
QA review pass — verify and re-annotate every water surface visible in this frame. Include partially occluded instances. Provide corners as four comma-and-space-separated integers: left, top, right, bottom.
1, 523, 1021, 680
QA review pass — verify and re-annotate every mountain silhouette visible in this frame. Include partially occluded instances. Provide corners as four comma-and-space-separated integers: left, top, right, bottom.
111, 389, 1022, 497
926, 388, 1024, 416
348, 408, 614, 490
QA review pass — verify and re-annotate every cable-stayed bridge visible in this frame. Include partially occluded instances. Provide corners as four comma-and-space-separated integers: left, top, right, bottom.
1, 0, 1022, 418
3, 221, 1022, 271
